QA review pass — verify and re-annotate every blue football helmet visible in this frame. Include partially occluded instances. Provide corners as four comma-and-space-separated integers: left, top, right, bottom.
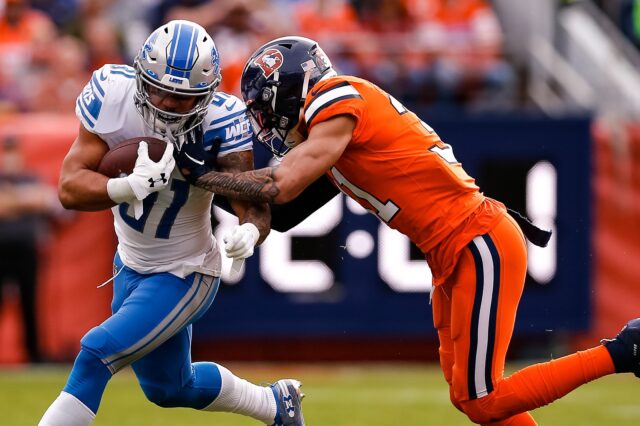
134, 20, 221, 138
240, 36, 336, 157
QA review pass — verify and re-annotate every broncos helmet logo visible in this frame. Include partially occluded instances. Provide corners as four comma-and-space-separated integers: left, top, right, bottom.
254, 48, 284, 78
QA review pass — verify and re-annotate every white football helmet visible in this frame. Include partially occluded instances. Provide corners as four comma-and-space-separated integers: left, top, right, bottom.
134, 20, 221, 138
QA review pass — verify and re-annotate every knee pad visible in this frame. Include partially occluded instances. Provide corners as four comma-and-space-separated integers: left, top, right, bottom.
459, 395, 503, 425
140, 362, 221, 409
139, 382, 203, 409
140, 382, 181, 408
80, 326, 116, 359
448, 386, 464, 413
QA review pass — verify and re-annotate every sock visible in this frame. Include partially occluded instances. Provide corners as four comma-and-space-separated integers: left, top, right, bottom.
38, 391, 96, 426
202, 364, 277, 423
461, 346, 614, 423
502, 346, 615, 409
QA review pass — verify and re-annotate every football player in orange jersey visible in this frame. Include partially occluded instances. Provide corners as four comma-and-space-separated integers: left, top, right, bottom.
178, 36, 640, 425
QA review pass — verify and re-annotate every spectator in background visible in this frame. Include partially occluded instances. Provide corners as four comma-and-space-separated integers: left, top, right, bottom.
163, 0, 283, 95
148, 0, 207, 30
0, 0, 57, 112
0, 136, 60, 363
74, 1, 124, 69
25, 35, 90, 112
30, 0, 79, 32
292, 0, 365, 79
349, 0, 422, 101
81, 15, 123, 70
75, 0, 159, 63
407, 0, 516, 109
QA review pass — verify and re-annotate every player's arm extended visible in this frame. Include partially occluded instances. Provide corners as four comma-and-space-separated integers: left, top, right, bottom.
58, 125, 113, 211
216, 150, 271, 245
213, 175, 340, 233
196, 115, 354, 204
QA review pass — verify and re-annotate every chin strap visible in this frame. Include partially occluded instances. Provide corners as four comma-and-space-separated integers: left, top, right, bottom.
507, 208, 552, 248
165, 127, 181, 152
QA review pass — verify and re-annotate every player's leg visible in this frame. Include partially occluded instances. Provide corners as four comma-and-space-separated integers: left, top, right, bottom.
433, 234, 535, 426
39, 254, 219, 425
132, 325, 281, 423
452, 215, 616, 424
131, 286, 304, 425
431, 277, 463, 414
436, 214, 536, 425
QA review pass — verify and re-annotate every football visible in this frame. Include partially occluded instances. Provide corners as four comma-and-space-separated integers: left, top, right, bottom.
97, 137, 169, 178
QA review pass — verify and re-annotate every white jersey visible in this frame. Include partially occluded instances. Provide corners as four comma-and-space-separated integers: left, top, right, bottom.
76, 64, 253, 278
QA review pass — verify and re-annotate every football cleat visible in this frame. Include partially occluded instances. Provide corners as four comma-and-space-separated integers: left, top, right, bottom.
269, 379, 305, 426
602, 318, 640, 377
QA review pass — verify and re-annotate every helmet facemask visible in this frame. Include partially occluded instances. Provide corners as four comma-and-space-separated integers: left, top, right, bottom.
246, 83, 305, 158
134, 64, 215, 139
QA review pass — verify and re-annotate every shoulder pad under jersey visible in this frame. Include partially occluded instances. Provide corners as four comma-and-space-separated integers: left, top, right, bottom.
75, 64, 137, 134
304, 77, 363, 128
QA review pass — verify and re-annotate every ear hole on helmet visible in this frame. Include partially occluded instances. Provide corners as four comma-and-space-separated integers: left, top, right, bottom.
260, 87, 273, 103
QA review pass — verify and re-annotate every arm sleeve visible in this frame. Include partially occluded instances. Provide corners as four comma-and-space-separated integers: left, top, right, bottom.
212, 175, 340, 232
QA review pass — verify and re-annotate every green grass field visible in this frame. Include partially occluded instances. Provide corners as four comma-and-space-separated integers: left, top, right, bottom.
1, 362, 639, 425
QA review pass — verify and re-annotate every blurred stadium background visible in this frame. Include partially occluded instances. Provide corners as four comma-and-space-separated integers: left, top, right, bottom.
1, 0, 640, 424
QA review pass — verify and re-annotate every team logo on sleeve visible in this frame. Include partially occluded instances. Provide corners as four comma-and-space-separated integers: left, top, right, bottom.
254, 48, 284, 78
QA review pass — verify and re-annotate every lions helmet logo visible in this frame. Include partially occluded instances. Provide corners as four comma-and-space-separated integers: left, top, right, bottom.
141, 31, 159, 60
254, 48, 284, 78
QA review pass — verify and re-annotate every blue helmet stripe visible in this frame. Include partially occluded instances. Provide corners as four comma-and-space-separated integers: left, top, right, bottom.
166, 22, 198, 79
185, 26, 198, 79
166, 22, 183, 78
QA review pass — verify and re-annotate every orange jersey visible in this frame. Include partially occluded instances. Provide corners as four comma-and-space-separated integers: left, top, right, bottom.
303, 75, 505, 283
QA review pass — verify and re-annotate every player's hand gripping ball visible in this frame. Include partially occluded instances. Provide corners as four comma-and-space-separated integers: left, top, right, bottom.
97, 137, 169, 178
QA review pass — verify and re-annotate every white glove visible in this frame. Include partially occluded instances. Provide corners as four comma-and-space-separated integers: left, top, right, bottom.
106, 141, 175, 219
223, 223, 260, 260
127, 141, 175, 200
107, 141, 175, 203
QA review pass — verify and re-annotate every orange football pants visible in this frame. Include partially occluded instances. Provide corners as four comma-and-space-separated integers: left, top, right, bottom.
432, 213, 615, 425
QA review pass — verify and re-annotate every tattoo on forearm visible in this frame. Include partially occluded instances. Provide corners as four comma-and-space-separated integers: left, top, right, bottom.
195, 167, 280, 203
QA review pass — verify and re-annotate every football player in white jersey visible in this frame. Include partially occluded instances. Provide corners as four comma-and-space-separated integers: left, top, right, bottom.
39, 21, 304, 426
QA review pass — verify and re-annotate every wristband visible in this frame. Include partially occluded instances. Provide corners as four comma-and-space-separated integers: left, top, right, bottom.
107, 177, 136, 204
242, 222, 261, 246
